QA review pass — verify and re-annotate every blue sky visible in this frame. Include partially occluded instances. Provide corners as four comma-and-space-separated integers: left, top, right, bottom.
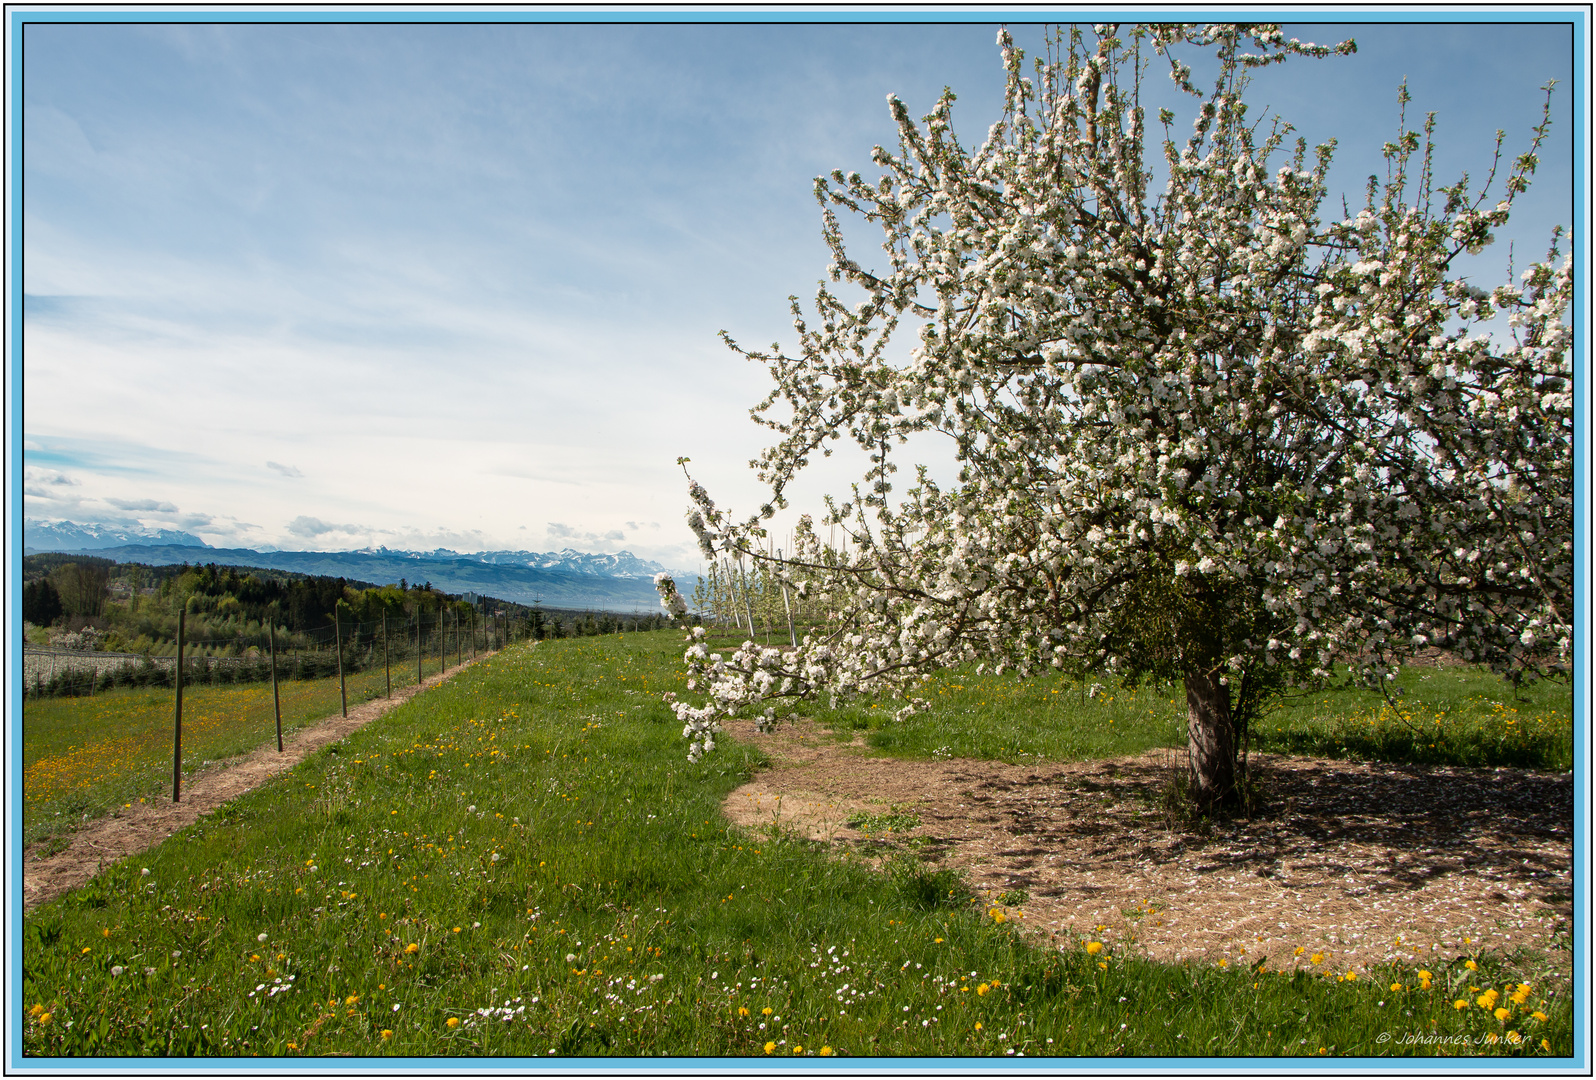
18, 13, 1578, 572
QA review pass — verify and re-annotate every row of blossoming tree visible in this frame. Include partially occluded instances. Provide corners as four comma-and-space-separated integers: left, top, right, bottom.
656, 23, 1572, 805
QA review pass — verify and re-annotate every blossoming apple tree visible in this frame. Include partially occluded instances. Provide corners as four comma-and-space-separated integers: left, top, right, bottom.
661, 24, 1573, 807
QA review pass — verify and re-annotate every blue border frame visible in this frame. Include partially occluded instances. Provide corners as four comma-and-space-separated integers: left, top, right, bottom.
5, 4, 1590, 1076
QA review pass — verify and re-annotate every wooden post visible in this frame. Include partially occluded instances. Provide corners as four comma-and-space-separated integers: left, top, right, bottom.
269, 625, 283, 752
778, 547, 797, 648
416, 610, 423, 686
383, 610, 391, 698
172, 607, 185, 802
334, 606, 347, 718
740, 560, 756, 641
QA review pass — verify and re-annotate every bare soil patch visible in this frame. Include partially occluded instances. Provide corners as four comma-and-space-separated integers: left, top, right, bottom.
22, 658, 489, 913
722, 717, 1574, 977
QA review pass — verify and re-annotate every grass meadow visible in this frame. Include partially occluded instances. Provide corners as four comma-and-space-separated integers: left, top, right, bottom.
21, 631, 1573, 1059
23, 652, 456, 848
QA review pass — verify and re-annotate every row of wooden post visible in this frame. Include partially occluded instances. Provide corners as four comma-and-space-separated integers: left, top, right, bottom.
721, 553, 798, 648
171, 604, 493, 803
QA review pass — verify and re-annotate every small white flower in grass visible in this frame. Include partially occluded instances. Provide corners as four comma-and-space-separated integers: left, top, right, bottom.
257, 933, 268, 943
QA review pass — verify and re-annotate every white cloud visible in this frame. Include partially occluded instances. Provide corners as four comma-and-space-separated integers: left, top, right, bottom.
266, 461, 304, 478
105, 497, 179, 512
286, 515, 345, 537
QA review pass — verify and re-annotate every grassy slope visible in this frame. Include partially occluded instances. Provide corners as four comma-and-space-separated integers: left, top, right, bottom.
20, 633, 1572, 1059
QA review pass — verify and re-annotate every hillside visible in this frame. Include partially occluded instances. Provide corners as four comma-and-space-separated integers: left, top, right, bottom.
50, 544, 674, 611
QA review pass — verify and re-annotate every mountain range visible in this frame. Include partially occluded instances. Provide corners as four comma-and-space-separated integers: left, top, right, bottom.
23, 521, 690, 611
24, 519, 209, 550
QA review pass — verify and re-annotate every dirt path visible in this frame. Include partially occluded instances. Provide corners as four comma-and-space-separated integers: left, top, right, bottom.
22, 657, 489, 912
721, 717, 1575, 979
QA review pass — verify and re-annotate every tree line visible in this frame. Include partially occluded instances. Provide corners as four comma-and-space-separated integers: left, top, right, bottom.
22, 555, 676, 658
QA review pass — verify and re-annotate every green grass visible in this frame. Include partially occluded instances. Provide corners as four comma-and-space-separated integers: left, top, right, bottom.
759, 642, 1572, 773
22, 654, 462, 847
21, 632, 1572, 1059
1255, 666, 1573, 770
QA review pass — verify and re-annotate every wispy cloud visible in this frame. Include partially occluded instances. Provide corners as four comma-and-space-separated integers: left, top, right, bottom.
105, 497, 179, 512
19, 20, 1573, 571
286, 515, 350, 538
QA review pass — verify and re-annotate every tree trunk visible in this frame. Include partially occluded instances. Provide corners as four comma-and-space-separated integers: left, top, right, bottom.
1184, 669, 1237, 811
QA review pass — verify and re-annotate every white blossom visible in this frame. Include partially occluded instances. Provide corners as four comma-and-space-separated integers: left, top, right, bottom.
666, 24, 1570, 808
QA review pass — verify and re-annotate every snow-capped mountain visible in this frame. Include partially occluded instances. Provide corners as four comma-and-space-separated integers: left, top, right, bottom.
362, 546, 673, 579
24, 519, 209, 552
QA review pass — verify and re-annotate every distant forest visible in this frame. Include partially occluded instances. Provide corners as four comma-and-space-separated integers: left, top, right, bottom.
23, 555, 678, 657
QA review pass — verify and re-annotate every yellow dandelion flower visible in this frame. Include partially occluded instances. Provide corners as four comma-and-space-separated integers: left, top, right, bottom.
975, 1022, 983, 1031
346, 995, 359, 1006
764, 1041, 775, 1054
1465, 960, 1478, 971
819, 1047, 833, 1057
977, 983, 990, 996
446, 1017, 460, 1029
1417, 969, 1433, 981
1453, 1000, 1469, 1011
1085, 941, 1103, 955
1532, 1011, 1549, 1023
792, 1044, 802, 1055
381, 1030, 393, 1040
1542, 1039, 1552, 1052
1310, 953, 1324, 965
405, 943, 419, 954
1390, 982, 1403, 992
738, 1007, 749, 1017
1495, 1008, 1512, 1023
762, 1007, 773, 1016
